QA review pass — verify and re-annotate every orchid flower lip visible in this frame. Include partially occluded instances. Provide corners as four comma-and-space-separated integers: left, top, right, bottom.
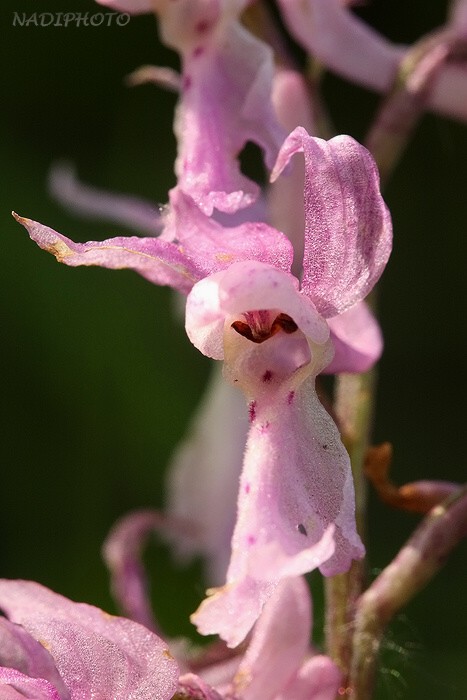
185, 261, 331, 362
230, 309, 299, 344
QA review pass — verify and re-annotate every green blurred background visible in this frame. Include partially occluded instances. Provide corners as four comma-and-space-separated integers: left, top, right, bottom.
1, 0, 466, 697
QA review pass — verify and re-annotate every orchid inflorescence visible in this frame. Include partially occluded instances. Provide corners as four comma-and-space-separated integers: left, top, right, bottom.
5, 2, 467, 699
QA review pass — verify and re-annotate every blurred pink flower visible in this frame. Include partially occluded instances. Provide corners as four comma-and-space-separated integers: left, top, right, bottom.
278, 0, 467, 124
97, 0, 285, 214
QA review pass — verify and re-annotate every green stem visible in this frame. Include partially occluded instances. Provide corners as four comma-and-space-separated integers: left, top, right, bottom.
349, 486, 467, 699
325, 370, 376, 685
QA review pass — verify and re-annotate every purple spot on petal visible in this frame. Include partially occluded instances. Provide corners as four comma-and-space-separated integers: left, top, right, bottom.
262, 370, 273, 382
192, 46, 205, 58
248, 400, 257, 423
183, 75, 192, 90
259, 421, 270, 433
287, 390, 295, 405
244, 483, 251, 494
195, 19, 211, 33
247, 535, 256, 546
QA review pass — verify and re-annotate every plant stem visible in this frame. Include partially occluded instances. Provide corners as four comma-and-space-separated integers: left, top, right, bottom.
325, 370, 376, 686
349, 486, 467, 699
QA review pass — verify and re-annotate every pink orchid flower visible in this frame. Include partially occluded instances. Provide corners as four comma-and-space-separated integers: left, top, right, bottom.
278, 0, 467, 124
97, 0, 285, 215
0, 579, 178, 700
16, 126, 391, 646
183, 127, 391, 646
166, 72, 384, 598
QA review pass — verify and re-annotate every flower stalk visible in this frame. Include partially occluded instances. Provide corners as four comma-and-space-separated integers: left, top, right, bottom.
324, 369, 376, 683
349, 485, 467, 699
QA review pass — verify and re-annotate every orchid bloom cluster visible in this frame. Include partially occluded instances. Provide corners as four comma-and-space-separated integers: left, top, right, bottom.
6, 0, 467, 698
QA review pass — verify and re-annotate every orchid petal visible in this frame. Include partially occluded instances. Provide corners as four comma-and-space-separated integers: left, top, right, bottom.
276, 655, 342, 700
192, 372, 363, 646
14, 195, 292, 296
213, 193, 269, 229
0, 668, 61, 700
187, 261, 364, 646
0, 619, 69, 700
13, 213, 199, 295
103, 509, 199, 632
271, 127, 392, 317
272, 69, 316, 138
278, 0, 404, 93
166, 190, 294, 279
177, 673, 224, 700
325, 302, 383, 374
166, 364, 247, 585
103, 510, 165, 632
192, 577, 277, 650
269, 70, 315, 276
234, 577, 311, 700
186, 261, 328, 361
48, 163, 162, 235
160, 3, 284, 214
0, 580, 179, 700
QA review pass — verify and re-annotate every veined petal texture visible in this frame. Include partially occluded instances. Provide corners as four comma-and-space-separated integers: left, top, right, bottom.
0, 580, 179, 700
271, 127, 392, 318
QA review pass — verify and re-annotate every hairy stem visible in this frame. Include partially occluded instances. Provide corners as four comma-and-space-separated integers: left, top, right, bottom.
349, 486, 467, 699
325, 370, 376, 684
